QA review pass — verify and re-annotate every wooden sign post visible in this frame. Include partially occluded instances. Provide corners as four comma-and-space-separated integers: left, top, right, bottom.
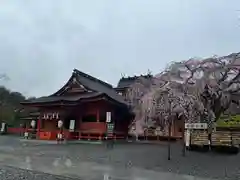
106, 112, 114, 149
106, 112, 114, 138
106, 112, 111, 123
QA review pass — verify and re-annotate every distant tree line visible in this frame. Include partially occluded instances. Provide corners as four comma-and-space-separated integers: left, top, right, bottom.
0, 86, 36, 127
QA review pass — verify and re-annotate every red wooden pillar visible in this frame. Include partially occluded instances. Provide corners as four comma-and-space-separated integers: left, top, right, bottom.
79, 114, 82, 140
96, 109, 101, 140
96, 109, 100, 122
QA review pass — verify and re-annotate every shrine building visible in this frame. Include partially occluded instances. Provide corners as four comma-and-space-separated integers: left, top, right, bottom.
114, 74, 153, 97
21, 69, 132, 141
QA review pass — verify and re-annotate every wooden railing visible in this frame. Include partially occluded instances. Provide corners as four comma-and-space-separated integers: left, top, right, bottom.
80, 122, 106, 131
65, 130, 126, 140
6, 126, 127, 141
7, 127, 25, 134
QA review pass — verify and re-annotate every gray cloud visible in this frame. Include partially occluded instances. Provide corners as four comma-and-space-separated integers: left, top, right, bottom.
0, 0, 240, 97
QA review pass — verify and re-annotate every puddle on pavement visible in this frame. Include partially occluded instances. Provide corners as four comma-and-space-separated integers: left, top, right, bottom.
0, 146, 15, 152
0, 152, 214, 180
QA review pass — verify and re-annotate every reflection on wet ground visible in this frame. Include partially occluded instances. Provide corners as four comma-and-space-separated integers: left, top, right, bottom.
0, 136, 239, 180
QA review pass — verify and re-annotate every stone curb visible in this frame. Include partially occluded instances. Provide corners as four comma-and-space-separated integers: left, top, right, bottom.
20, 139, 104, 145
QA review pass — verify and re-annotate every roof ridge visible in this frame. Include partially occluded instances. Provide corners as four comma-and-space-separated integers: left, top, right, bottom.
73, 69, 113, 89
119, 74, 153, 81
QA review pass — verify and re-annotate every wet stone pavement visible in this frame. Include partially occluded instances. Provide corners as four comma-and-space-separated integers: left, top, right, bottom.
0, 136, 239, 180
0, 165, 80, 180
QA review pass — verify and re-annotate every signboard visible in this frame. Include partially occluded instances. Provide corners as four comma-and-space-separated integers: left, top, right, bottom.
43, 112, 59, 120
69, 120, 75, 132
106, 112, 111, 123
185, 129, 190, 147
107, 123, 114, 135
185, 123, 207, 130
57, 120, 63, 128
0, 123, 6, 132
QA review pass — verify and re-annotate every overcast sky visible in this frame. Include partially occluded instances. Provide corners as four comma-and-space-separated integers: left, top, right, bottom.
0, 0, 240, 97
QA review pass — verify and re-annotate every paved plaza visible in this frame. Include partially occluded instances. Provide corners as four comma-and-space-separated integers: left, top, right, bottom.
0, 136, 239, 180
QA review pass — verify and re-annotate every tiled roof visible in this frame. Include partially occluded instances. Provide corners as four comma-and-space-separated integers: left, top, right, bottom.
21, 92, 103, 104
73, 69, 127, 104
116, 74, 153, 89
21, 69, 128, 106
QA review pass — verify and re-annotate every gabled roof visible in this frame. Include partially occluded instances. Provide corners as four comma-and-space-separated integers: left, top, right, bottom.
116, 74, 153, 89
52, 69, 113, 96
21, 69, 128, 106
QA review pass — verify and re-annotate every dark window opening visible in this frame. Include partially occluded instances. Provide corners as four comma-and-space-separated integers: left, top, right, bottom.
99, 112, 106, 122
63, 119, 71, 129
64, 115, 77, 129
82, 114, 96, 122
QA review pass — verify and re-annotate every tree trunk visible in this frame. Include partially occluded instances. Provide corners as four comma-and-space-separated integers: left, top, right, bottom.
168, 121, 171, 160
182, 117, 186, 156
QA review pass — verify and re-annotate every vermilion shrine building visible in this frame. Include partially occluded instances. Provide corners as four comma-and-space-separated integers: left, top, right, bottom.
21, 69, 132, 140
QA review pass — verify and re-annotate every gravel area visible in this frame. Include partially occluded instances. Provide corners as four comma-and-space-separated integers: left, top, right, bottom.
0, 166, 80, 180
